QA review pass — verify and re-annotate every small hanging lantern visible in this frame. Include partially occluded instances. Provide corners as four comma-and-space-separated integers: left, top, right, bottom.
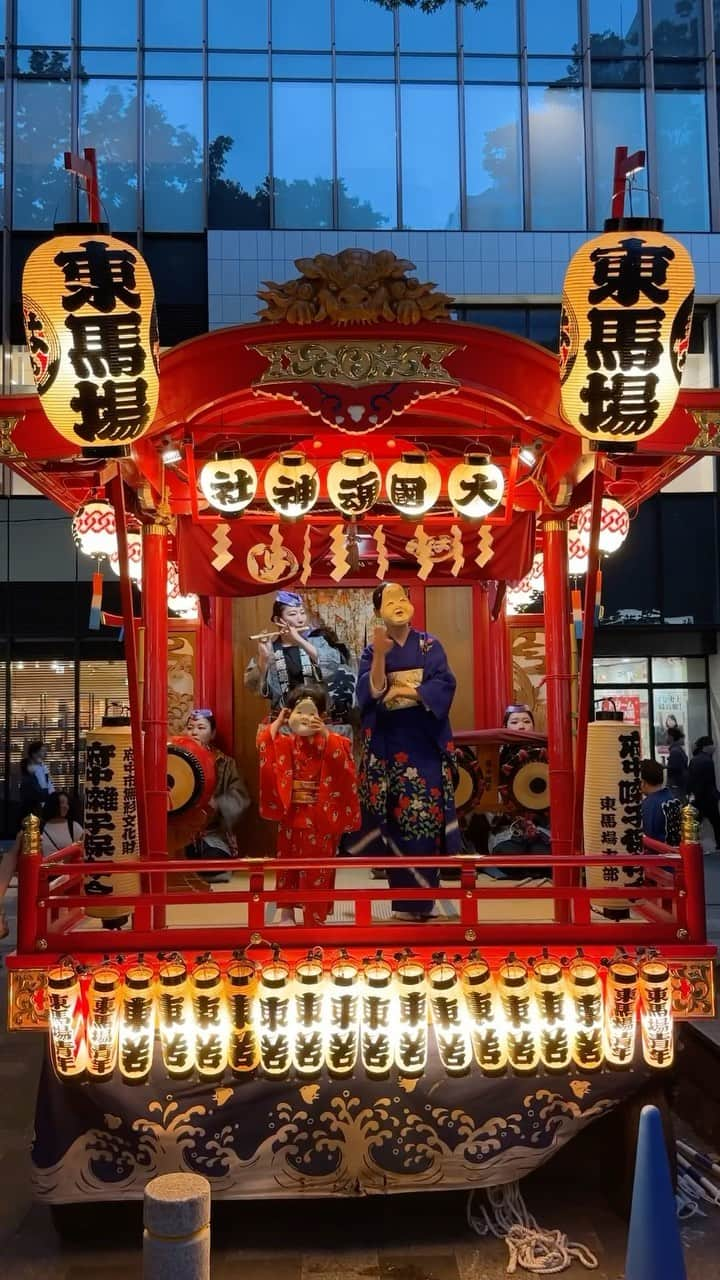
118, 961, 156, 1084
157, 956, 195, 1080
395, 956, 428, 1078
265, 451, 319, 519
386, 449, 441, 517
507, 552, 544, 614
72, 499, 118, 560
199, 452, 258, 516
256, 954, 293, 1078
191, 958, 229, 1083
638, 957, 674, 1069
448, 451, 504, 520
327, 450, 382, 517
293, 955, 326, 1080
428, 955, 472, 1078
531, 955, 572, 1072
567, 530, 589, 576
86, 964, 121, 1080
361, 955, 395, 1080
575, 496, 630, 557
22, 222, 159, 450
326, 954, 360, 1078
566, 955, 605, 1071
167, 560, 199, 620
604, 957, 639, 1067
47, 962, 87, 1080
226, 954, 260, 1076
560, 216, 695, 443
109, 530, 143, 583
497, 956, 540, 1075
461, 955, 507, 1076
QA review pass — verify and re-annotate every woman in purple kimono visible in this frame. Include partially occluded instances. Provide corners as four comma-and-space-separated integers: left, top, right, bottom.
348, 582, 461, 919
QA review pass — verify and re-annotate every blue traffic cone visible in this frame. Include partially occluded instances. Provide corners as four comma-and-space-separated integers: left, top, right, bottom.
625, 1105, 687, 1280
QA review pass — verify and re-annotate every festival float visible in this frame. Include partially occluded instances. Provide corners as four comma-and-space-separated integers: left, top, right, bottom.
1, 150, 718, 1217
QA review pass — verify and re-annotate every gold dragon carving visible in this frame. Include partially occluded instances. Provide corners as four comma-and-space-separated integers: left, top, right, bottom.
257, 249, 454, 326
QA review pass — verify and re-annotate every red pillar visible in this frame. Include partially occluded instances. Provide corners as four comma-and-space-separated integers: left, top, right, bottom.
213, 596, 234, 754
487, 591, 511, 726
197, 599, 217, 713
142, 523, 168, 929
543, 519, 574, 866
472, 584, 490, 727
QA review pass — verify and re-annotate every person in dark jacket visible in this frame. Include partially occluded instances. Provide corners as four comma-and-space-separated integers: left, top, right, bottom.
688, 736, 720, 848
641, 759, 682, 845
666, 726, 689, 796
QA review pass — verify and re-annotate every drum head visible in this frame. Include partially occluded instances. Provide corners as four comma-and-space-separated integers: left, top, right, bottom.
453, 745, 482, 814
167, 736, 214, 817
512, 760, 549, 811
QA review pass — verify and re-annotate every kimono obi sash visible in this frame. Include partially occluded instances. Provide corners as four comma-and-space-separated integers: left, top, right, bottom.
291, 779, 319, 805
384, 667, 424, 711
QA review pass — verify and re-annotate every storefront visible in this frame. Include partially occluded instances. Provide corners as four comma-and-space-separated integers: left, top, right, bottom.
593, 655, 711, 762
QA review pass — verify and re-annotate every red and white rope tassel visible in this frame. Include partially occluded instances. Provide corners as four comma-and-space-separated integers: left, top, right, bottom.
466, 1183, 598, 1275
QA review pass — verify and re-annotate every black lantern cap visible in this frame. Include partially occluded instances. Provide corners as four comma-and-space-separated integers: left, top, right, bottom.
602, 216, 664, 233
53, 220, 112, 236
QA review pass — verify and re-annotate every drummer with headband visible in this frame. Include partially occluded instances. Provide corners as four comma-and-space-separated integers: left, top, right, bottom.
484, 704, 551, 879
244, 590, 355, 728
185, 708, 250, 883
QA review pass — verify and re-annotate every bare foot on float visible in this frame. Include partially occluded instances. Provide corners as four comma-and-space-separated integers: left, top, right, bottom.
276, 909, 296, 926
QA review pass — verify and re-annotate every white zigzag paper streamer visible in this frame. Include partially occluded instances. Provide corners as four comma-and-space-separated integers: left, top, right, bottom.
329, 524, 350, 582
476, 526, 494, 569
211, 522, 233, 572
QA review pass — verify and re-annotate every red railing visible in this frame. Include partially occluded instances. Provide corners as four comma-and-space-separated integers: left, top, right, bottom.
11, 833, 709, 959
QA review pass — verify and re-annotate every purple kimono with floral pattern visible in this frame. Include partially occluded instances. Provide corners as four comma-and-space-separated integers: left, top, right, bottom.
347, 628, 461, 916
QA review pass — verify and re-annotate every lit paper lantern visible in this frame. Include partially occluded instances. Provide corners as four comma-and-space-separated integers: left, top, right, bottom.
559, 217, 695, 443
86, 964, 121, 1080
167, 560, 199, 620
584, 719, 643, 916
327, 450, 382, 517
326, 955, 360, 1078
567, 956, 604, 1070
109, 530, 143, 582
567, 530, 589, 576
257, 956, 292, 1077
428, 957, 472, 1078
575, 497, 630, 558
448, 451, 504, 520
72, 499, 117, 560
604, 957, 639, 1067
395, 957, 428, 1077
638, 957, 674, 1068
507, 552, 544, 613
293, 956, 326, 1079
119, 961, 156, 1083
265, 451, 319, 519
199, 453, 258, 515
386, 450, 441, 517
157, 957, 195, 1080
361, 956, 395, 1080
22, 224, 159, 449
497, 957, 540, 1075
191, 958, 229, 1082
226, 955, 260, 1076
47, 962, 87, 1080
461, 956, 507, 1076
531, 955, 572, 1072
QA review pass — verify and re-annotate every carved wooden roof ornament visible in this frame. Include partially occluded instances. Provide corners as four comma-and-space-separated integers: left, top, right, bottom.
257, 249, 453, 326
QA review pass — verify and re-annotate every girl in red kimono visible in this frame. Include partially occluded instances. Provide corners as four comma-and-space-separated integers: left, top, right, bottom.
257, 683, 360, 926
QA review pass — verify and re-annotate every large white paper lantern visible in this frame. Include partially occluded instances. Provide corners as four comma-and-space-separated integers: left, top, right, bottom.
199, 453, 258, 515
327, 450, 382, 517
72, 499, 117, 560
386, 450, 441, 517
448, 452, 504, 520
109, 530, 143, 582
575, 496, 630, 556
265, 451, 319, 519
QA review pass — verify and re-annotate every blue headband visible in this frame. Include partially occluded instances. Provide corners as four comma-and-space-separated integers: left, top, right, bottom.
274, 591, 302, 608
190, 708, 213, 719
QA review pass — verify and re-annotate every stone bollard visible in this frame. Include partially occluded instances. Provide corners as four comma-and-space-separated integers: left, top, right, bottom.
143, 1172, 211, 1280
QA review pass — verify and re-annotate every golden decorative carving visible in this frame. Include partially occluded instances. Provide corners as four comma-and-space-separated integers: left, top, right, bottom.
8, 969, 48, 1030
542, 519, 568, 532
689, 411, 720, 452
257, 249, 453, 326
0, 415, 25, 459
669, 960, 715, 1019
681, 802, 701, 844
251, 338, 460, 388
22, 813, 42, 857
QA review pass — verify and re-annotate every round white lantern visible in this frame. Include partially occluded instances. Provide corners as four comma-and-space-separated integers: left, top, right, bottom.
386, 450, 441, 517
109, 530, 143, 582
72, 500, 117, 560
199, 453, 258, 515
448, 452, 504, 520
567, 530, 589, 576
576, 497, 630, 556
265, 451, 319, 519
167, 560, 199, 619
327, 450, 381, 517
507, 552, 544, 612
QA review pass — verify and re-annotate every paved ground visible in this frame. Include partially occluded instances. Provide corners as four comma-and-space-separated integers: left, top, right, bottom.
1, 868, 720, 1277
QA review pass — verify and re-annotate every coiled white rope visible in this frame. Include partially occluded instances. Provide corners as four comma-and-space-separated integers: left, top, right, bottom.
467, 1183, 598, 1275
